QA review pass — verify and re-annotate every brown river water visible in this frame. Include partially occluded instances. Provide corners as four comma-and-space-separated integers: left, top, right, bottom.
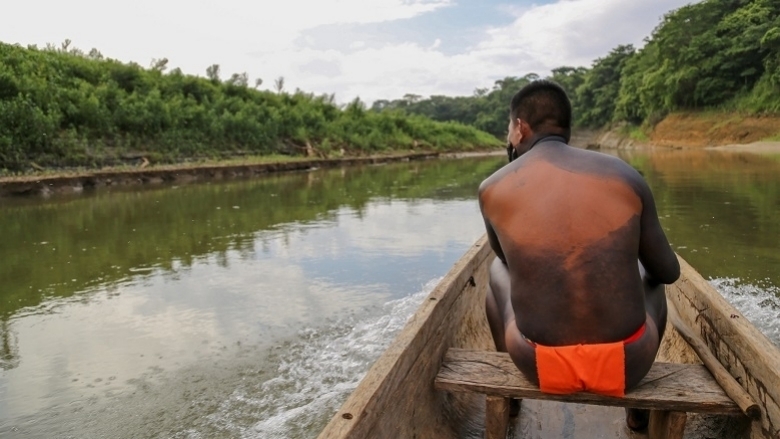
0, 148, 778, 438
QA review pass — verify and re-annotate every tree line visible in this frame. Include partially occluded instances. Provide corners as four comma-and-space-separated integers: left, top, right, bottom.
3, 0, 776, 171
374, 0, 780, 134
0, 41, 500, 172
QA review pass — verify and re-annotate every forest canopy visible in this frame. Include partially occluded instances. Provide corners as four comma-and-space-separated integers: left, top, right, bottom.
375, 0, 780, 135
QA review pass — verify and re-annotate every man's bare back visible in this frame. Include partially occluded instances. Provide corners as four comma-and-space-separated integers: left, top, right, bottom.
483, 141, 658, 344
480, 81, 679, 428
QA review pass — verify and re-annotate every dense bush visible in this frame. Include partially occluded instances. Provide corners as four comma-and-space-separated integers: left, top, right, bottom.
0, 43, 501, 171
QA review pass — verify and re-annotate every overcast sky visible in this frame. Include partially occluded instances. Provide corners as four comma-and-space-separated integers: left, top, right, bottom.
1, 0, 696, 104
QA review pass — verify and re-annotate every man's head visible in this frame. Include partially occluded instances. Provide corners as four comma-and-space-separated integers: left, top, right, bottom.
507, 80, 572, 158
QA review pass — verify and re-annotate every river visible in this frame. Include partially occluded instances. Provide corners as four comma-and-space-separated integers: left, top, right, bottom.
1, 148, 778, 438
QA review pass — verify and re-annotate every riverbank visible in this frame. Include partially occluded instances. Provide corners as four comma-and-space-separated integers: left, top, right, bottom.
0, 127, 627, 198
590, 112, 780, 153
0, 152, 442, 197
4, 110, 778, 198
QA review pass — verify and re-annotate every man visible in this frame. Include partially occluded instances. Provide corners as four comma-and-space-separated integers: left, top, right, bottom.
478, 80, 680, 431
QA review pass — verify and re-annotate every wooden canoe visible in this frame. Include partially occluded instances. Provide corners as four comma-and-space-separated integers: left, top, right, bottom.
318, 235, 780, 439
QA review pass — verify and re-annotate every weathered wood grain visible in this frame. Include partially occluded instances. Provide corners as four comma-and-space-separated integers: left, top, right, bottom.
435, 349, 743, 414
485, 396, 510, 439
669, 304, 761, 418
668, 256, 780, 439
649, 410, 687, 439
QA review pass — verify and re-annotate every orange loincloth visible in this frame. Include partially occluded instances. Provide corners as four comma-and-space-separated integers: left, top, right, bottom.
530, 323, 646, 398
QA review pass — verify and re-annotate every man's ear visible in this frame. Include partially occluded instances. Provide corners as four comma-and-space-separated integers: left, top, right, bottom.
518, 119, 532, 138
511, 118, 522, 136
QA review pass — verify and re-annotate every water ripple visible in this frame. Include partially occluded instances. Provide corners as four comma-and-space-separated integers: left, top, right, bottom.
196, 278, 439, 439
710, 278, 780, 347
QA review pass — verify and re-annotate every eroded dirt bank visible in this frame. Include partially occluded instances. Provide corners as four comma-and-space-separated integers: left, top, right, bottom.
0, 152, 439, 197
592, 112, 780, 151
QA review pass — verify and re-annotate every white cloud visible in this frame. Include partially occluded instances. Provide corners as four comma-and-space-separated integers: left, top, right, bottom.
0, 0, 451, 90
276, 200, 485, 259
252, 43, 487, 103
0, 0, 695, 104
241, 0, 697, 103
477, 0, 695, 71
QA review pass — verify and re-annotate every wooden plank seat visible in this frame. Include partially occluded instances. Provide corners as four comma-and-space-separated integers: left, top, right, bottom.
434, 349, 745, 439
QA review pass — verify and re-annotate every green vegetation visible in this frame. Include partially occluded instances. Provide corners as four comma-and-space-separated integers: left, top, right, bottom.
618, 125, 650, 143
3, 0, 777, 171
614, 0, 780, 123
375, 0, 780, 132
371, 75, 539, 138
0, 42, 501, 172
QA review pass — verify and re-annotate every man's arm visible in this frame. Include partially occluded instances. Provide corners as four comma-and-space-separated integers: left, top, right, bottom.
478, 180, 507, 264
484, 217, 507, 264
636, 179, 680, 285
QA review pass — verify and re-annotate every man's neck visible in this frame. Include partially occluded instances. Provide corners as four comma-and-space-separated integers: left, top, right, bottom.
529, 133, 568, 149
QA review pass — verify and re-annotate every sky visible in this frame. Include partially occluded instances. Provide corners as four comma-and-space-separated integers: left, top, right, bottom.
1, 0, 697, 105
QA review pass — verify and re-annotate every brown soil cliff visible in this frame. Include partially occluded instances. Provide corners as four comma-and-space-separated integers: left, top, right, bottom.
651, 113, 780, 147
591, 112, 780, 149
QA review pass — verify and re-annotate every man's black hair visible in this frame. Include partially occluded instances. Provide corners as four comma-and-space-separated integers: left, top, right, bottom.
509, 80, 572, 142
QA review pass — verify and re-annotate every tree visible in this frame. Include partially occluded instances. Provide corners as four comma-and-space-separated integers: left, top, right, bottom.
151, 58, 169, 72
88, 48, 104, 60
575, 45, 635, 127
254, 78, 263, 89
274, 76, 285, 93
371, 99, 391, 112
550, 66, 589, 122
403, 93, 422, 104
345, 97, 365, 115
227, 72, 249, 87
206, 64, 221, 82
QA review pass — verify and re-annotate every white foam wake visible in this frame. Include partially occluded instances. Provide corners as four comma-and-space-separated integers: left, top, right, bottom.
199, 278, 439, 439
710, 278, 780, 347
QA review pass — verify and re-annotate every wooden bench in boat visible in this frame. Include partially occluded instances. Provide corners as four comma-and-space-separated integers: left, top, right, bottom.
435, 348, 745, 439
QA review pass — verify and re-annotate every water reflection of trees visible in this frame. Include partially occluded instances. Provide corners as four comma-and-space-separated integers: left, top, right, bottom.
0, 157, 504, 325
620, 150, 780, 285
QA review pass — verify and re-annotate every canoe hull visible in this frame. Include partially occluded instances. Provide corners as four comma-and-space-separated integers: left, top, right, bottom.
664, 257, 780, 439
319, 236, 780, 439
318, 237, 494, 439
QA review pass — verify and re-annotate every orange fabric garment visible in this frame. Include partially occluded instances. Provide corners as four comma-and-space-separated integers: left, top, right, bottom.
533, 323, 646, 398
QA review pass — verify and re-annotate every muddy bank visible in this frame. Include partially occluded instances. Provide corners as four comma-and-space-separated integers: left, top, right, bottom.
587, 112, 780, 150
651, 113, 780, 147
0, 152, 440, 198
568, 129, 601, 149
592, 132, 780, 154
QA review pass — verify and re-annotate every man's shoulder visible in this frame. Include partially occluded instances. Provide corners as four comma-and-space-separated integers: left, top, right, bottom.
572, 146, 624, 164
570, 148, 643, 181
479, 159, 523, 195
